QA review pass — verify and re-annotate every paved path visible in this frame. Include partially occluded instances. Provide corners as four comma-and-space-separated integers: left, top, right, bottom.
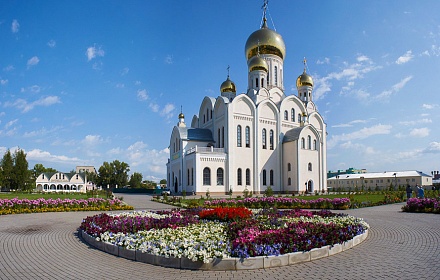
0, 194, 439, 280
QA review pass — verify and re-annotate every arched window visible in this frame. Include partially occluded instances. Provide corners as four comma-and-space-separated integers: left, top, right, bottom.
261, 78, 264, 87
222, 127, 225, 148
308, 163, 312, 171
218, 129, 221, 148
308, 136, 312, 149
287, 163, 291, 172
191, 168, 194, 186
245, 126, 250, 148
262, 170, 267, 185
270, 170, 274, 185
298, 114, 301, 123
262, 129, 267, 149
237, 168, 242, 185
256, 78, 259, 88
313, 139, 317, 150
237, 125, 242, 147
269, 129, 274, 150
291, 108, 295, 122
274, 66, 278, 86
246, 168, 251, 185
288, 177, 292, 186
284, 110, 288, 120
179, 170, 181, 186
217, 168, 224, 185
301, 137, 305, 149
203, 167, 211, 185
206, 108, 209, 121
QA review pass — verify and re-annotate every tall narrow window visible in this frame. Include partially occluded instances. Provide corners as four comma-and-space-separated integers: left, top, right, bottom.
246, 168, 251, 185
288, 177, 291, 185
203, 167, 211, 185
222, 127, 225, 148
237, 125, 242, 147
287, 163, 291, 172
274, 66, 278, 86
262, 129, 267, 149
237, 168, 242, 185
217, 168, 224, 185
191, 168, 194, 186
308, 163, 312, 171
207, 108, 209, 121
301, 137, 305, 149
308, 136, 312, 149
298, 114, 301, 123
261, 78, 264, 87
245, 126, 250, 148
313, 140, 317, 150
291, 109, 295, 122
263, 170, 267, 185
187, 169, 190, 185
218, 129, 221, 148
269, 129, 274, 150
284, 110, 288, 120
270, 170, 274, 185
256, 78, 259, 88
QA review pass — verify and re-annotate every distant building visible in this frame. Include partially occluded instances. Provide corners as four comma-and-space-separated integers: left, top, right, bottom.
327, 168, 367, 179
35, 166, 97, 193
327, 170, 432, 191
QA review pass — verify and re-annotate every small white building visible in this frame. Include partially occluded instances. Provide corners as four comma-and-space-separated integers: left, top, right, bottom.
166, 6, 327, 195
35, 172, 95, 193
327, 170, 432, 191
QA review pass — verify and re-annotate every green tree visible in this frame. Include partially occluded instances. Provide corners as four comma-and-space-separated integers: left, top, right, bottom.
13, 149, 30, 191
159, 179, 167, 185
129, 172, 143, 188
97, 160, 130, 188
32, 163, 57, 180
0, 150, 14, 191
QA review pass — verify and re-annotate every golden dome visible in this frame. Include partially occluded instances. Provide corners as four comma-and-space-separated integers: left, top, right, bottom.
220, 77, 236, 93
245, 19, 286, 60
178, 112, 185, 119
296, 70, 314, 88
248, 56, 268, 72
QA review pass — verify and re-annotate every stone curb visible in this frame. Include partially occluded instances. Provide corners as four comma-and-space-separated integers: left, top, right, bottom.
80, 229, 368, 270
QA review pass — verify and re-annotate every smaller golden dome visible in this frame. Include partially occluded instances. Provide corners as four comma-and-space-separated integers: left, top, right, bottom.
220, 77, 236, 93
296, 70, 314, 88
178, 112, 185, 119
248, 56, 268, 72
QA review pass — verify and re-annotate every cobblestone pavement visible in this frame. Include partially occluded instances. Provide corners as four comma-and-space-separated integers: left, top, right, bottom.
1, 194, 439, 280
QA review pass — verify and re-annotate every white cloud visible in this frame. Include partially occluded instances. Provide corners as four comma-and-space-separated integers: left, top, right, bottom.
4, 96, 61, 113
356, 55, 370, 62
5, 119, 18, 129
135, 81, 141, 85
164, 55, 173, 64
422, 103, 437, 109
3, 65, 14, 72
11, 19, 19, 33
399, 118, 432, 126
27, 149, 83, 165
1, 79, 8, 85
149, 102, 159, 113
137, 89, 148, 101
27, 56, 40, 68
376, 76, 412, 100
116, 83, 124, 88
47, 39, 56, 48
327, 124, 392, 149
331, 119, 368, 128
160, 103, 175, 119
121, 67, 129, 76
340, 141, 376, 155
86, 45, 105, 61
423, 142, 440, 153
316, 57, 330, 64
82, 135, 103, 146
21, 85, 41, 93
396, 50, 414, 64
409, 127, 429, 138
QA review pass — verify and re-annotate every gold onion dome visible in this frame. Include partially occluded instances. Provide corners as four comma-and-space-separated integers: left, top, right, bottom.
178, 112, 185, 119
248, 56, 268, 72
220, 77, 236, 93
245, 18, 286, 60
296, 70, 314, 88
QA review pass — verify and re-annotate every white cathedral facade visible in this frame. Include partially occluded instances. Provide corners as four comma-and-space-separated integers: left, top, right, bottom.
166, 11, 327, 195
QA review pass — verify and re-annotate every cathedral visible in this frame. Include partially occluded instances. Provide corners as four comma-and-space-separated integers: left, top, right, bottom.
166, 6, 327, 195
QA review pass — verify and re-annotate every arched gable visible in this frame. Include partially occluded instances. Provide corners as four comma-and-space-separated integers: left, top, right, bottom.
231, 94, 256, 116
214, 97, 228, 119
302, 125, 322, 143
257, 99, 278, 120
191, 115, 199, 128
309, 112, 325, 132
268, 87, 286, 105
279, 95, 306, 113
198, 96, 216, 125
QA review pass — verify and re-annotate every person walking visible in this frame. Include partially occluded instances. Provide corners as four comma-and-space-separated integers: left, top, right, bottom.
417, 185, 424, 199
406, 184, 412, 200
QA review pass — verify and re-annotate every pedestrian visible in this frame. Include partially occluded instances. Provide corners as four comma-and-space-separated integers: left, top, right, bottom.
417, 185, 424, 199
406, 184, 412, 200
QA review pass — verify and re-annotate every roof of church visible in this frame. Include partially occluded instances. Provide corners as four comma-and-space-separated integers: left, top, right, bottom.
328, 170, 432, 180
177, 127, 214, 142
282, 127, 305, 143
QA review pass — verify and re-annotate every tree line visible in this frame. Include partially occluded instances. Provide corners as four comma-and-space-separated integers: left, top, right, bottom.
0, 149, 166, 191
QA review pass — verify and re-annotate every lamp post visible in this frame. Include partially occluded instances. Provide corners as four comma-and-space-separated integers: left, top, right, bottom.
336, 175, 340, 192
393, 173, 397, 190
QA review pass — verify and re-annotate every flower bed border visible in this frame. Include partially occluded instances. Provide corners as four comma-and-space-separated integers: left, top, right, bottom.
79, 229, 368, 270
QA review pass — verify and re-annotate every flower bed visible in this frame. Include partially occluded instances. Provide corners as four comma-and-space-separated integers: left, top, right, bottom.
204, 197, 351, 210
80, 207, 369, 265
402, 197, 440, 213
0, 197, 133, 215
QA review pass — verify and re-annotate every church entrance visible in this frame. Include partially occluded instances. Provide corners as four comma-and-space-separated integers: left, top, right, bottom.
307, 180, 313, 193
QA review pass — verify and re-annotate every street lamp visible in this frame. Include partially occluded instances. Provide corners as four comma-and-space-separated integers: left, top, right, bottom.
393, 173, 397, 190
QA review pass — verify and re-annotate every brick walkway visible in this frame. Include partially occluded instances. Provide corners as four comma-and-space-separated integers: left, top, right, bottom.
0, 194, 439, 279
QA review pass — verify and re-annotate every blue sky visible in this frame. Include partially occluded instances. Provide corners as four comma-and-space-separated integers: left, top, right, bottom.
1, 0, 440, 181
